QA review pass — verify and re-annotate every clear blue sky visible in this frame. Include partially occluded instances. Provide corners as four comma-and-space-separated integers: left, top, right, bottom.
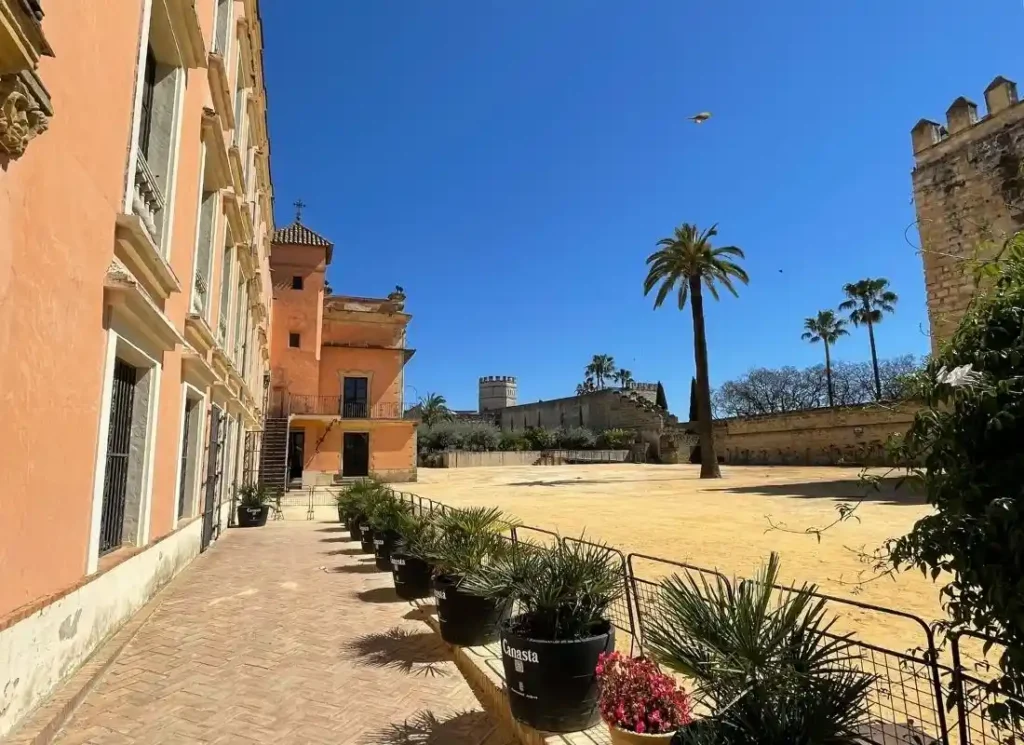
262, 1, 1022, 412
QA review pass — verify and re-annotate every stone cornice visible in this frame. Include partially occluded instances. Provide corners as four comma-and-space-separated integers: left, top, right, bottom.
206, 52, 234, 131
0, 0, 53, 74
0, 67, 50, 159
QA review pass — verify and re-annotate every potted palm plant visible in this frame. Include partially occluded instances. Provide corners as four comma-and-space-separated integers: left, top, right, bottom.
462, 537, 622, 732
595, 652, 691, 744
390, 511, 437, 600
367, 492, 411, 571
645, 553, 875, 745
335, 481, 370, 542
236, 484, 270, 528
426, 507, 515, 647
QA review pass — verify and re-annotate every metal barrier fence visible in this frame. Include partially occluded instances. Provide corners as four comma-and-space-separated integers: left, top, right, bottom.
950, 631, 1023, 745
325, 485, 1019, 745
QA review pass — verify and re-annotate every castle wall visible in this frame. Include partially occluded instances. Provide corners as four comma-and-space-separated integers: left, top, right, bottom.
911, 76, 1024, 351
679, 403, 919, 467
498, 389, 664, 433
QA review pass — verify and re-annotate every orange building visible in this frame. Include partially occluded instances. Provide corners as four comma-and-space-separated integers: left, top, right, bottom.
262, 218, 417, 488
1, 0, 273, 736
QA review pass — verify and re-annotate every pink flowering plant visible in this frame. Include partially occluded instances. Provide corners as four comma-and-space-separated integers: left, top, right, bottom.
596, 651, 692, 735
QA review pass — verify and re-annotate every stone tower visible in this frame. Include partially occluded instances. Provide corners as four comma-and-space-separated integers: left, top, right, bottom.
911, 76, 1024, 352
479, 376, 517, 413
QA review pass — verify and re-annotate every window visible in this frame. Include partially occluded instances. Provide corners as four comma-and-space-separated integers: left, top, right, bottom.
291, 275, 303, 290
289, 332, 300, 348
343, 376, 369, 418
139, 47, 157, 158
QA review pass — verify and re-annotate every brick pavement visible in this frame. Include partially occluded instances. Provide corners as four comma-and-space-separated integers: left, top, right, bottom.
31, 522, 512, 745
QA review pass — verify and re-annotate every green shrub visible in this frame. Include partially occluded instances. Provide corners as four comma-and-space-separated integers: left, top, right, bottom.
366, 491, 411, 533
524, 427, 557, 450
498, 431, 529, 451
599, 428, 634, 449
886, 236, 1024, 727
554, 426, 596, 449
460, 421, 501, 451
423, 506, 517, 578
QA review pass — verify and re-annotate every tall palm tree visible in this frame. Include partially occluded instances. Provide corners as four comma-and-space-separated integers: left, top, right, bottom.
613, 368, 634, 389
644, 223, 749, 478
418, 393, 453, 426
838, 278, 898, 400
585, 354, 616, 389
801, 310, 848, 408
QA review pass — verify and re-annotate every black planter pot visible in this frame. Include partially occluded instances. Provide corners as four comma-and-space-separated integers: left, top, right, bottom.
236, 505, 269, 528
373, 530, 400, 571
359, 522, 375, 554
433, 574, 511, 647
499, 617, 614, 733
391, 551, 432, 600
348, 517, 362, 543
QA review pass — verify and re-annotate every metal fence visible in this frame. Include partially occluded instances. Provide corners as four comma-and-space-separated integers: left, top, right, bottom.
321, 485, 1019, 745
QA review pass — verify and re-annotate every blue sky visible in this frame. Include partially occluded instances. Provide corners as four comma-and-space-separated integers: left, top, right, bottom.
262, 1, 1022, 412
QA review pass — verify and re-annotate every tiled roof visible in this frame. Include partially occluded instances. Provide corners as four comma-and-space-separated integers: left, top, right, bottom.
271, 221, 333, 248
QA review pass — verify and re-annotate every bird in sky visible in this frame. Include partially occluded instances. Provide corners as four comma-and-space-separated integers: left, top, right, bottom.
688, 112, 712, 124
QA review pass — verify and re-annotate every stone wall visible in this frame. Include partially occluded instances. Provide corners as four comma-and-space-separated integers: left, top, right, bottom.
421, 449, 632, 468
688, 403, 920, 467
911, 76, 1024, 352
497, 389, 665, 433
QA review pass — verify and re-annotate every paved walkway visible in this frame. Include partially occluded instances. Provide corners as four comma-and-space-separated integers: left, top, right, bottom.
39, 522, 511, 745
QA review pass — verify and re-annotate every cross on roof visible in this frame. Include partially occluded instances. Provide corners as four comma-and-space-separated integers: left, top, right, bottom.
293, 199, 306, 223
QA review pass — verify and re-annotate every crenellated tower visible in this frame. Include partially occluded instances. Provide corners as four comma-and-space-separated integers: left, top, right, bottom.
911, 75, 1024, 351
479, 375, 517, 413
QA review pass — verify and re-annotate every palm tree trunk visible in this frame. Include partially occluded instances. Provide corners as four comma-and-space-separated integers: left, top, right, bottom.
867, 320, 881, 400
824, 341, 834, 408
688, 276, 721, 478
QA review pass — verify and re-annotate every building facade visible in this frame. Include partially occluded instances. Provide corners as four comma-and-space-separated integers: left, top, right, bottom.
911, 75, 1024, 351
0, 0, 274, 737
262, 220, 417, 488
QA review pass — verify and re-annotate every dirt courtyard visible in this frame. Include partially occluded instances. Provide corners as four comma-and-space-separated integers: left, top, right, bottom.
409, 464, 942, 655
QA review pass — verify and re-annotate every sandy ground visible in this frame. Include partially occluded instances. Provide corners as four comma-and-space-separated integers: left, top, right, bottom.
409, 464, 943, 656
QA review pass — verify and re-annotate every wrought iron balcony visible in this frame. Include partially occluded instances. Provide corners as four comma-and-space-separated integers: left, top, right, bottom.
283, 394, 402, 420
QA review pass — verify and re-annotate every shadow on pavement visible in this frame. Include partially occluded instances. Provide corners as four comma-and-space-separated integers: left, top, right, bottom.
324, 547, 364, 556
358, 587, 403, 604
707, 478, 926, 506
330, 564, 384, 575
362, 710, 500, 744
344, 627, 452, 678
317, 527, 347, 533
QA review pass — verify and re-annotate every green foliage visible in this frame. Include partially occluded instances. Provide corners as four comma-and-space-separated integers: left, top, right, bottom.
656, 381, 669, 411
643, 223, 749, 309
394, 511, 438, 557
498, 431, 530, 451
598, 428, 633, 449
462, 537, 623, 640
801, 309, 849, 347
839, 277, 899, 401
460, 421, 501, 451
586, 354, 616, 389
418, 392, 454, 426
645, 553, 873, 745
366, 491, 411, 533
423, 506, 516, 577
336, 478, 391, 521
554, 426, 596, 449
237, 483, 269, 508
885, 236, 1024, 727
417, 420, 501, 452
613, 368, 634, 388
524, 426, 557, 450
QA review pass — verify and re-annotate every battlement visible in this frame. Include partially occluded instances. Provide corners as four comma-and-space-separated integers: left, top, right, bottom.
912, 76, 1021, 158
626, 382, 658, 392
479, 375, 517, 384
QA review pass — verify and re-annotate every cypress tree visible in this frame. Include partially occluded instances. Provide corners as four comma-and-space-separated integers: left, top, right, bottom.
656, 381, 669, 410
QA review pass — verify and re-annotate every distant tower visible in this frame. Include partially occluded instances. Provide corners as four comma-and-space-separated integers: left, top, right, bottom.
479, 376, 517, 413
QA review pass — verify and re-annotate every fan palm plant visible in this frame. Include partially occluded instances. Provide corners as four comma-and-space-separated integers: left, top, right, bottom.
801, 310, 848, 408
418, 392, 454, 426
613, 368, 635, 389
644, 553, 874, 745
838, 278, 898, 401
586, 355, 616, 389
425, 506, 515, 579
643, 223, 749, 478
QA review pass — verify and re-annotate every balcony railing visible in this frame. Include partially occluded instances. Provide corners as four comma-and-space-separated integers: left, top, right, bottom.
133, 149, 165, 246
280, 394, 402, 420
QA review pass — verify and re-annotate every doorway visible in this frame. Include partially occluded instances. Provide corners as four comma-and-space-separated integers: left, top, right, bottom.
343, 432, 369, 477
288, 430, 305, 482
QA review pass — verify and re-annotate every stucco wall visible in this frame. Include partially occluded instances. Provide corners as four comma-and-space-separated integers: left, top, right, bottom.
269, 244, 326, 396
318, 346, 404, 409
294, 422, 417, 483
0, 506, 231, 740
702, 403, 919, 466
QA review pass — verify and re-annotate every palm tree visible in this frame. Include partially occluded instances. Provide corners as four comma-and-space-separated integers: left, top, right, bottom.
801, 310, 848, 408
838, 278, 898, 400
418, 393, 453, 426
585, 354, 616, 389
644, 223, 749, 478
612, 368, 634, 389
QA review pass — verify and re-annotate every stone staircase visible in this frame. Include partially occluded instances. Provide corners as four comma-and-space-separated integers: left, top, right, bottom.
259, 417, 288, 496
